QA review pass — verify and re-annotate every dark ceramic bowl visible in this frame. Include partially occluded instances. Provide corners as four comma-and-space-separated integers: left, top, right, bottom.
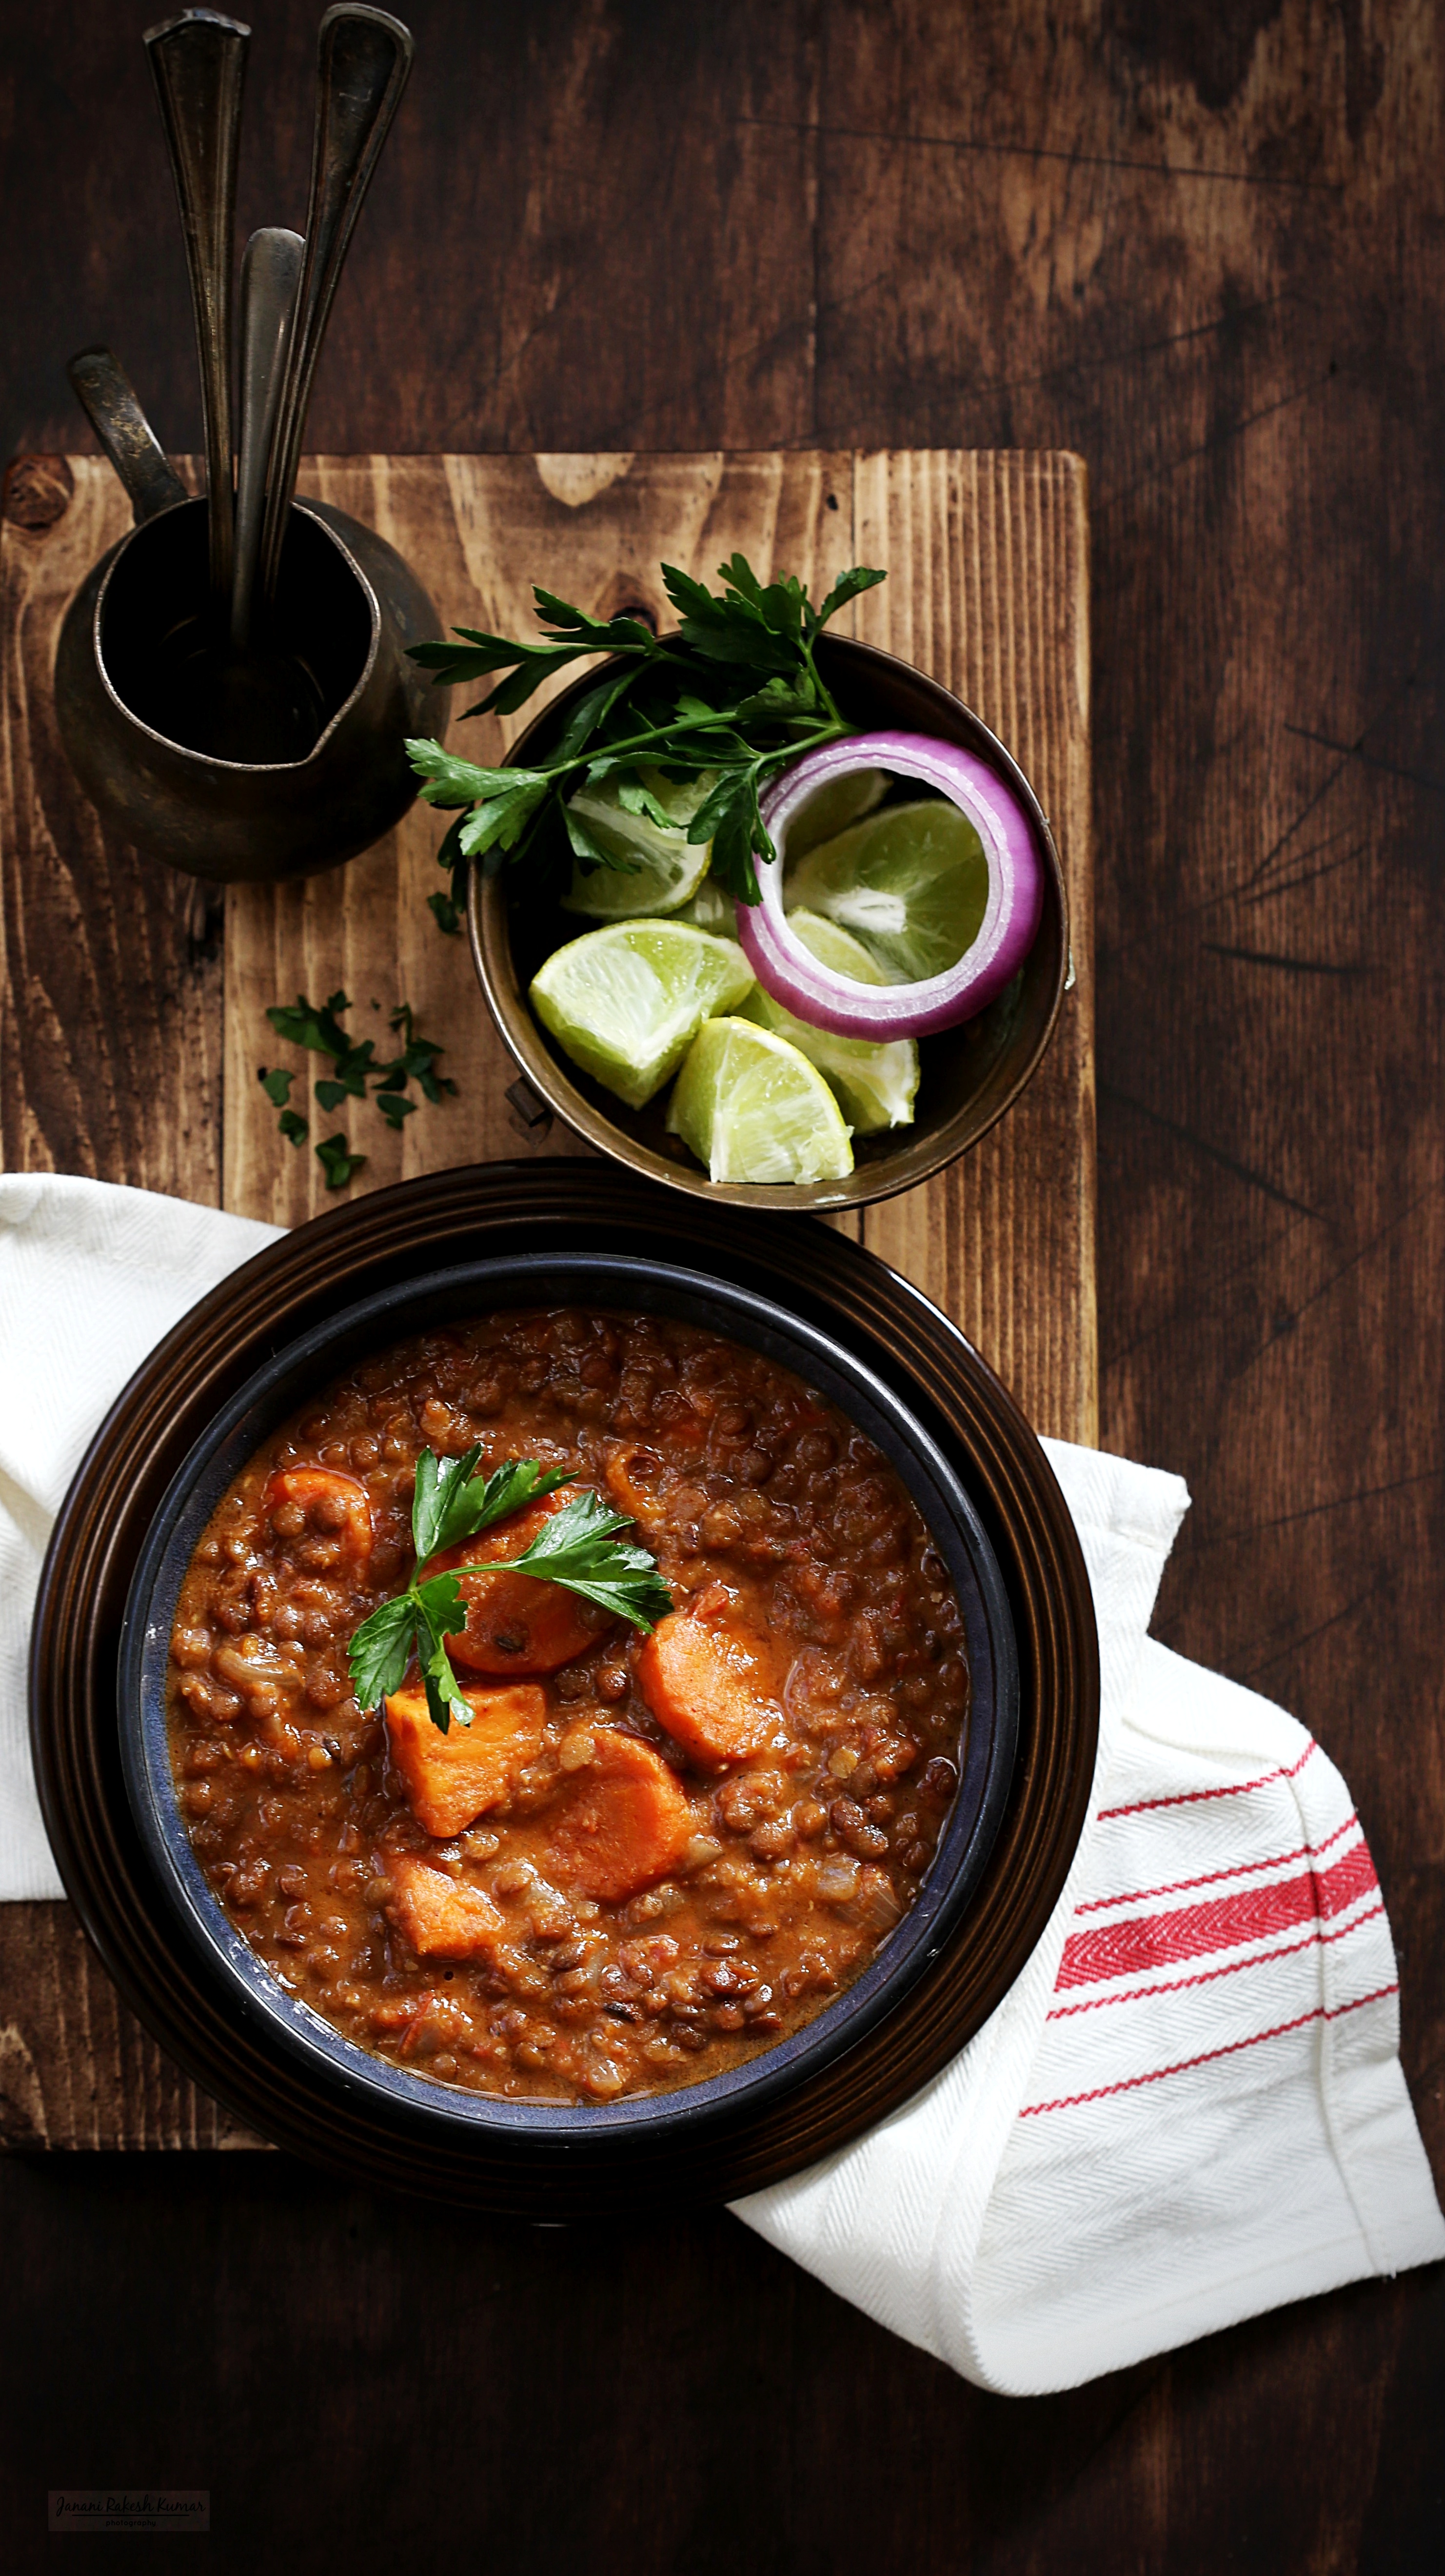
470, 634, 1069, 1211
119, 1253, 1018, 2161
32, 1161, 1097, 2212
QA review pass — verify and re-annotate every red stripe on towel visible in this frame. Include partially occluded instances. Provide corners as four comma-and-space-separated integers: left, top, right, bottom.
1046, 1902, 1386, 2021
1019, 1982, 1399, 2118
1096, 1738, 1317, 1823
1056, 1841, 1377, 1990
1073, 1813, 1358, 1919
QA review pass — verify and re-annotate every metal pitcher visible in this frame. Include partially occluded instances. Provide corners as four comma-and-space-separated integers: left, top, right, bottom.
54, 484, 448, 885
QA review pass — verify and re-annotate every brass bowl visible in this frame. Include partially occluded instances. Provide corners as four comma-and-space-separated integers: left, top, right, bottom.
469, 635, 1069, 1211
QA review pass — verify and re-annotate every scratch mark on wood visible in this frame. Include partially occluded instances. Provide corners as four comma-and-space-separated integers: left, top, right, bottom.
1101, 1209, 1312, 1375
1201, 1465, 1445, 1546
1225, 1179, 1445, 1380
1283, 723, 1445, 798
1233, 1583, 1378, 1684
1095, 374, 1337, 515
1098, 829, 1366, 967
1201, 943, 1367, 976
1100, 1083, 1327, 1220
733, 113, 1342, 193
1240, 838, 1369, 906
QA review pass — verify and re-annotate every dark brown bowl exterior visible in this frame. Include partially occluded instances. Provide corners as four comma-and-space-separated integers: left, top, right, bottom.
29, 1162, 1099, 2216
471, 635, 1069, 1210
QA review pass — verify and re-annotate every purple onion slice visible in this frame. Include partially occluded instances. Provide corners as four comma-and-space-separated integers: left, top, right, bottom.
735, 731, 1045, 1039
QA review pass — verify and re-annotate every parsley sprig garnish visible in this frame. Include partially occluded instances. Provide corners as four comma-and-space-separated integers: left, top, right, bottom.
348, 1447, 674, 1734
258, 993, 457, 1187
259, 1065, 308, 1147
406, 553, 886, 917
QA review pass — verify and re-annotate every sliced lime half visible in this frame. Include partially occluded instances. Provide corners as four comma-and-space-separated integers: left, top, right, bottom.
560, 768, 713, 919
668, 1017, 854, 1185
786, 796, 989, 981
531, 921, 754, 1110
783, 765, 888, 862
740, 911, 920, 1133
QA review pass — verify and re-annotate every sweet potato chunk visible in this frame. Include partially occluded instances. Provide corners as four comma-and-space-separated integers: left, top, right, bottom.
603, 1444, 669, 1535
634, 1608, 780, 1768
385, 1854, 506, 1961
422, 1489, 613, 1675
544, 1728, 694, 1902
385, 1683, 547, 1838
263, 1464, 372, 1560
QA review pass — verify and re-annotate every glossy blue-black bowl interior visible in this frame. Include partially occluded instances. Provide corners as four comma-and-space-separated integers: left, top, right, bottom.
120, 1254, 1018, 2148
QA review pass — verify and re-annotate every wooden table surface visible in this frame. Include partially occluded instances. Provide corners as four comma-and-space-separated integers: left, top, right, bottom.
2, 3, 1442, 2570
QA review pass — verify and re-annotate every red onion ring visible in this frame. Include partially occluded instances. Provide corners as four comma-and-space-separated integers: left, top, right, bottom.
735, 731, 1045, 1038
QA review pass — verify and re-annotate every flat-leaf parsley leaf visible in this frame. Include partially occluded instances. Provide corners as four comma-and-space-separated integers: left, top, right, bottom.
406, 552, 886, 912
259, 994, 458, 1176
348, 1448, 673, 1733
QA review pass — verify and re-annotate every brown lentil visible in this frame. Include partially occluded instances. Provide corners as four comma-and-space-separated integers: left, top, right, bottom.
167, 1308, 970, 2105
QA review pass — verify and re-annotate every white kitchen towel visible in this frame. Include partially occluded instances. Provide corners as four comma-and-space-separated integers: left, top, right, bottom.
734, 1463, 1445, 2389
2, 1171, 1441, 2388
0, 1172, 281, 1897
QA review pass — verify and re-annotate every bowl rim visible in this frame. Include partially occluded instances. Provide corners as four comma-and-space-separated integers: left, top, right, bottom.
119, 1252, 1020, 2143
91, 495, 382, 777
469, 631, 1069, 1211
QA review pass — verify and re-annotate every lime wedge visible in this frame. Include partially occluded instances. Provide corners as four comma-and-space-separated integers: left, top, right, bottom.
560, 769, 713, 919
784, 765, 888, 862
739, 911, 919, 1133
786, 797, 989, 981
672, 874, 738, 938
668, 1018, 854, 1185
531, 922, 754, 1110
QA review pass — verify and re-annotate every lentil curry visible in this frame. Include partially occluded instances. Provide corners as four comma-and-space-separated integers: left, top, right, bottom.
167, 1307, 969, 2102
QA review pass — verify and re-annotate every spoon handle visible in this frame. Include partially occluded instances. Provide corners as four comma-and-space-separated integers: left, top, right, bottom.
258, 5, 413, 604
143, 9, 249, 605
232, 228, 305, 648
66, 346, 189, 523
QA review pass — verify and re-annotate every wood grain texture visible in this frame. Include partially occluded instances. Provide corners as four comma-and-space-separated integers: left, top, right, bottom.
0, 459, 222, 1197
0, 1903, 263, 2152
2, 0, 1443, 2563
854, 451, 1095, 1438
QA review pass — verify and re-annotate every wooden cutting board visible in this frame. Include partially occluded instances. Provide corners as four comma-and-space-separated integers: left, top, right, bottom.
0, 448, 1093, 2148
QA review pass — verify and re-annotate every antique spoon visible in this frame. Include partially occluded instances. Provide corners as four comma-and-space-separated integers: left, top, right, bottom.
142, 9, 249, 608
231, 226, 305, 648
258, 4, 414, 602
145, 21, 317, 758
66, 347, 188, 523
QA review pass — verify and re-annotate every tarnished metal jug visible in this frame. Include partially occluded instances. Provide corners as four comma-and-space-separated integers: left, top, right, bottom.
54, 485, 447, 884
